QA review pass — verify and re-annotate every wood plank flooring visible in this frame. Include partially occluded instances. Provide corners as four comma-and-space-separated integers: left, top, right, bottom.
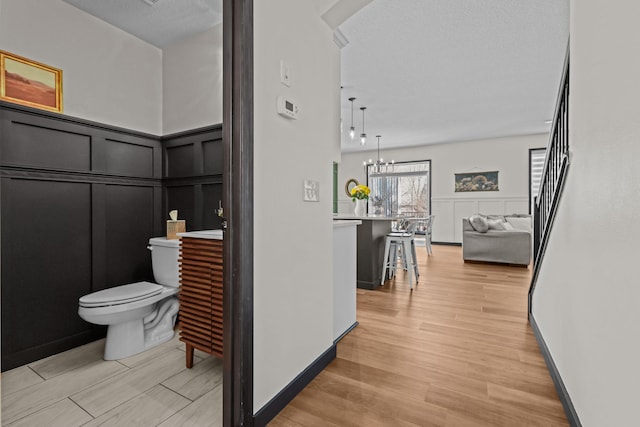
1, 334, 223, 426
270, 245, 568, 426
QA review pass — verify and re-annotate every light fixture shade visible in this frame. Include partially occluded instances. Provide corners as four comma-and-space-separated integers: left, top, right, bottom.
348, 97, 356, 140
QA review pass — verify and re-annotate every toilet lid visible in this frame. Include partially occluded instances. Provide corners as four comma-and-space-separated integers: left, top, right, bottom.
79, 282, 163, 308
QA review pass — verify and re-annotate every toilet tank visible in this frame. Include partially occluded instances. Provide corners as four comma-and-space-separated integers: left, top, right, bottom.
148, 237, 180, 287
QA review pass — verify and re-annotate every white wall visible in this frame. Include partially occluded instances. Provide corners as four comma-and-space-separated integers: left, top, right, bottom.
532, 1, 640, 425
339, 133, 548, 242
162, 24, 223, 135
253, 0, 341, 413
0, 0, 163, 135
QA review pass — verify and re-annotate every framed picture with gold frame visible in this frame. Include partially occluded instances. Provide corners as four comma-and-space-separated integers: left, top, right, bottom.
0, 50, 63, 113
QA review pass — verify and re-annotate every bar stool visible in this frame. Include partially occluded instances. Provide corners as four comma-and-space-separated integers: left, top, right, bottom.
381, 221, 419, 289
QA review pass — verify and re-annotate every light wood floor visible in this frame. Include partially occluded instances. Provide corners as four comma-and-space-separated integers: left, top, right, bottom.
1, 333, 222, 426
270, 245, 568, 426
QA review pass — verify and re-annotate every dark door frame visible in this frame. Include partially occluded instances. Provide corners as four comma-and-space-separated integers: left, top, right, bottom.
223, 0, 254, 425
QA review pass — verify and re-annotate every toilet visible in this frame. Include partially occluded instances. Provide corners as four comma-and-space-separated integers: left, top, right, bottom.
78, 237, 181, 360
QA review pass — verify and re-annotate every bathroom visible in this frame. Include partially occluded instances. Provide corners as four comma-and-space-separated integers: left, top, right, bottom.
1, 0, 226, 423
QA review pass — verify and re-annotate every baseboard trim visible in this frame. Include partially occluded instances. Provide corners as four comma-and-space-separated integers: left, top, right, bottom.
253, 344, 337, 426
529, 313, 582, 427
334, 321, 359, 345
432, 241, 462, 246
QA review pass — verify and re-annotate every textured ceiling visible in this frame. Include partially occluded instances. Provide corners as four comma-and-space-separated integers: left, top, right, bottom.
339, 0, 569, 152
62, 0, 222, 48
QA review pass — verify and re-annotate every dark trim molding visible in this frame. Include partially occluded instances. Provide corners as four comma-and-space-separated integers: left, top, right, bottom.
253, 345, 337, 427
223, 0, 254, 425
160, 123, 222, 141
334, 322, 359, 344
0, 100, 159, 139
431, 241, 462, 247
529, 313, 582, 427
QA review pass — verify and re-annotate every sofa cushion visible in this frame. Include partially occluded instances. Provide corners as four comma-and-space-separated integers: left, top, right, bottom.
469, 215, 489, 233
505, 216, 531, 231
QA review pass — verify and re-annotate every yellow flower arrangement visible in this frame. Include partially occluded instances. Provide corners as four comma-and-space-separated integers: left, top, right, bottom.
350, 184, 371, 201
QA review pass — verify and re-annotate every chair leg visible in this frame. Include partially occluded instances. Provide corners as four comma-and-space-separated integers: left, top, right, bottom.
426, 234, 432, 255
411, 239, 419, 278
402, 239, 414, 289
381, 238, 391, 285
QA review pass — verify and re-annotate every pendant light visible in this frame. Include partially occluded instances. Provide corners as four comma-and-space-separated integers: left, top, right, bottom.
360, 107, 367, 145
348, 97, 356, 140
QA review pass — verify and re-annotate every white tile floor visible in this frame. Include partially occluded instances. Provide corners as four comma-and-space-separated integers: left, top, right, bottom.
1, 334, 223, 426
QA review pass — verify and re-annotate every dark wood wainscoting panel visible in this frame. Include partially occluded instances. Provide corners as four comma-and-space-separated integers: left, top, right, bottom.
162, 125, 223, 232
103, 138, 156, 178
203, 138, 223, 175
166, 185, 197, 230
0, 103, 165, 370
105, 184, 156, 287
166, 144, 195, 178
1, 178, 94, 366
0, 103, 223, 371
2, 118, 92, 171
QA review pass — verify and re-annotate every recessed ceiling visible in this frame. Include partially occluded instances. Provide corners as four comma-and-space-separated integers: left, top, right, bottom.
62, 0, 222, 48
339, 0, 569, 152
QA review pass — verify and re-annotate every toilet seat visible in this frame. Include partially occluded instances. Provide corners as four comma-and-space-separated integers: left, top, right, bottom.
79, 282, 163, 308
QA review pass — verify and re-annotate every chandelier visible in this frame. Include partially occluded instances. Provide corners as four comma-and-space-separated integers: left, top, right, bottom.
364, 135, 394, 175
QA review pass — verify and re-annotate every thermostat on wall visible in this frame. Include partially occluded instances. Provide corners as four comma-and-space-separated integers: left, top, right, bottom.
277, 96, 299, 119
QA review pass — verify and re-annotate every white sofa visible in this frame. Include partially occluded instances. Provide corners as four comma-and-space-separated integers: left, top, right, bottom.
462, 214, 532, 266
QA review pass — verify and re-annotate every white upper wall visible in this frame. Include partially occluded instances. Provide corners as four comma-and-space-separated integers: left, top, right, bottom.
0, 0, 163, 135
162, 24, 223, 135
533, 0, 640, 425
0, 0, 223, 136
253, 0, 341, 413
339, 133, 548, 242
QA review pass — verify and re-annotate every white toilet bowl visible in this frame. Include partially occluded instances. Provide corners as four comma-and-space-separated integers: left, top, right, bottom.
78, 238, 181, 360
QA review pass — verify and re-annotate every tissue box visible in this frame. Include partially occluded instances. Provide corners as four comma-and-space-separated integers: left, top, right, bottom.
166, 220, 186, 240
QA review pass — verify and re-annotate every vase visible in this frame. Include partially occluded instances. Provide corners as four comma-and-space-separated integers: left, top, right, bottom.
354, 199, 367, 216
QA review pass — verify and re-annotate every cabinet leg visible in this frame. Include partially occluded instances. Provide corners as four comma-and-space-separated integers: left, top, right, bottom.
186, 344, 194, 369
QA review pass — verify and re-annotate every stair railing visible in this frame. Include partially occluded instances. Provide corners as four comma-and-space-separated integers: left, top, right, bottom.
528, 47, 570, 314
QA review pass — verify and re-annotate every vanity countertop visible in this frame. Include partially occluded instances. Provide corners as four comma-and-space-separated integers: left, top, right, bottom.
177, 229, 223, 240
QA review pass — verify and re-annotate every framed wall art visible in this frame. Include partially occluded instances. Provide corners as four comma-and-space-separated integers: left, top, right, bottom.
0, 51, 63, 113
455, 171, 499, 192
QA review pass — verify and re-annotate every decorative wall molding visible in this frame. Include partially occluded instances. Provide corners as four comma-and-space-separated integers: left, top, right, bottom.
432, 196, 528, 243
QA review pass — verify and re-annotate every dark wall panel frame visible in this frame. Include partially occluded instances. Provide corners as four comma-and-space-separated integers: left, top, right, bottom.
0, 102, 164, 371
0, 102, 223, 371
161, 124, 223, 231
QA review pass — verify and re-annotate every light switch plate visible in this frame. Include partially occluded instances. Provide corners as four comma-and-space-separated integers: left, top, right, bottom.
303, 180, 319, 202
280, 60, 291, 87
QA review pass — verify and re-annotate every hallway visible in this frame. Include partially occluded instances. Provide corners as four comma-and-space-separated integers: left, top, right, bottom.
271, 245, 568, 426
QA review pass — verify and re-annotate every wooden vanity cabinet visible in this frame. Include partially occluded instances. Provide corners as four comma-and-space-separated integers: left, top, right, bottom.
178, 236, 223, 368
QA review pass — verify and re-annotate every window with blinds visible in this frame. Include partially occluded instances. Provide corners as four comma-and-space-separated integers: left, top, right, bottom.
530, 148, 547, 213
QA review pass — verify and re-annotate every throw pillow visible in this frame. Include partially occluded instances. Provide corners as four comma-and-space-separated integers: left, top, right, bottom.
487, 219, 507, 230
503, 222, 514, 230
469, 215, 489, 233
